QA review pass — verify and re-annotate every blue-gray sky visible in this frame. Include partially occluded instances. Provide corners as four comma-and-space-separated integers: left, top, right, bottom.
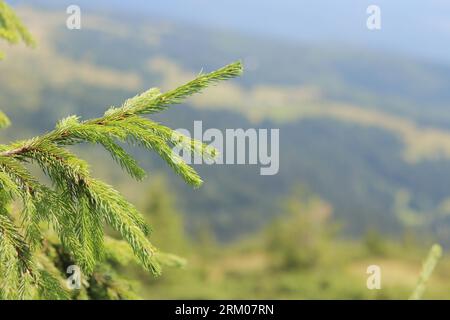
11, 0, 450, 64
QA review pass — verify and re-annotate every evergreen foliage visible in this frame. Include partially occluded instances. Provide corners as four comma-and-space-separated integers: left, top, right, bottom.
0, 2, 243, 299
0, 0, 34, 59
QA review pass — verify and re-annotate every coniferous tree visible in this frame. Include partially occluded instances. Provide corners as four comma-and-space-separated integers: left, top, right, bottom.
0, 1, 242, 299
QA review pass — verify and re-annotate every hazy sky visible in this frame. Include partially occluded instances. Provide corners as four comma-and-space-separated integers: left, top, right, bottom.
11, 0, 450, 64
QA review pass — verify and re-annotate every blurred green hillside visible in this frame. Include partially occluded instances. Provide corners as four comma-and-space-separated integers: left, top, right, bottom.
3, 6, 450, 246
135, 178, 447, 299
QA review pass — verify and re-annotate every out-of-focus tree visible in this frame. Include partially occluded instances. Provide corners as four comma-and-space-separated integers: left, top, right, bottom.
266, 186, 336, 271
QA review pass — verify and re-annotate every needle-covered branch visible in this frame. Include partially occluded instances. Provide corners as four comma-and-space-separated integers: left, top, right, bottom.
0, 0, 35, 59
0, 60, 243, 297
0, 1, 243, 299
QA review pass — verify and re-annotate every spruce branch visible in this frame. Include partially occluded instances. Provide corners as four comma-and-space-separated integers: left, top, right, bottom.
0, 61, 243, 186
0, 0, 35, 59
0, 61, 243, 288
0, 2, 243, 300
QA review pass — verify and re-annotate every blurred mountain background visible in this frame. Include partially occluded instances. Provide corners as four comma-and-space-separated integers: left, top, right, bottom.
2, 1, 450, 298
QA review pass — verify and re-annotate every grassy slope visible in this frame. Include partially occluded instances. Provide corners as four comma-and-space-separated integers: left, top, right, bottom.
141, 207, 449, 300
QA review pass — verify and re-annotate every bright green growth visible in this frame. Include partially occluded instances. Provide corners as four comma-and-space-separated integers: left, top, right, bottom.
0, 1, 243, 299
0, 0, 35, 59
409, 244, 443, 300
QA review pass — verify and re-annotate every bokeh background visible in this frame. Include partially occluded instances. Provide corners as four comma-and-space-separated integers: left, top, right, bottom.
2, 0, 450, 299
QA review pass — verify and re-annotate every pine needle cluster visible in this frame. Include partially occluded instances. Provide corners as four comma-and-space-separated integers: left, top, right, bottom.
0, 0, 35, 59
0, 1, 243, 299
